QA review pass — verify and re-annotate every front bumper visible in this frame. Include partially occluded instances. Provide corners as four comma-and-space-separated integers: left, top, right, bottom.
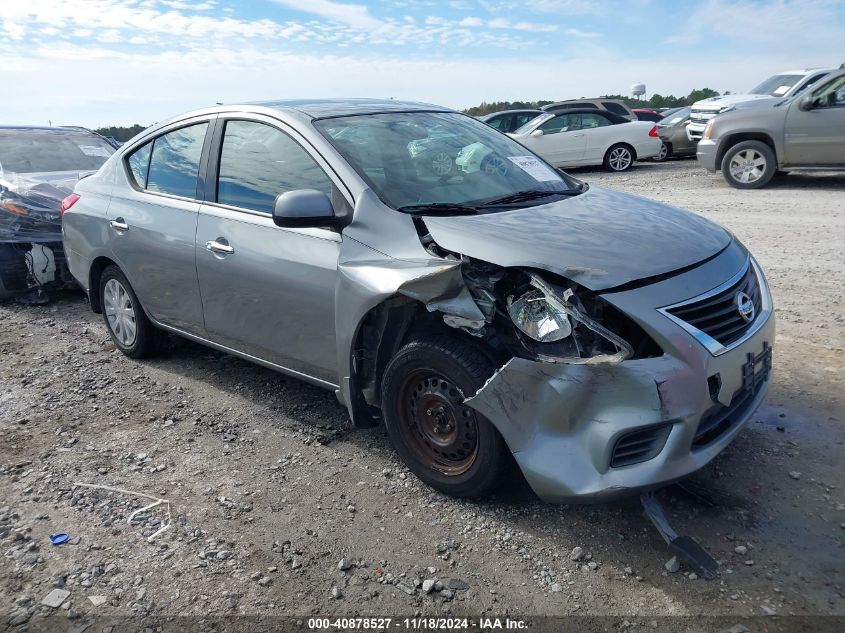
696, 139, 719, 172
465, 247, 774, 503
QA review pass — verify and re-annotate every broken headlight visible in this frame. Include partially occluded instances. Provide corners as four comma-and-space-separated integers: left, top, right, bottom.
505, 273, 635, 365
507, 289, 572, 342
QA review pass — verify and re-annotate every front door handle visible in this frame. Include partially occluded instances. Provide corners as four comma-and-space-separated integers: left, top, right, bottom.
109, 218, 129, 231
206, 239, 234, 255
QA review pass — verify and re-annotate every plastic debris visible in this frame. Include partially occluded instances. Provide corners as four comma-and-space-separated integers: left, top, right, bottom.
49, 532, 69, 545
73, 482, 172, 542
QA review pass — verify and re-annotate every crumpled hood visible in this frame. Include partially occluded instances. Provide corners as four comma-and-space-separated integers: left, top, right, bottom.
0, 170, 90, 243
421, 184, 731, 291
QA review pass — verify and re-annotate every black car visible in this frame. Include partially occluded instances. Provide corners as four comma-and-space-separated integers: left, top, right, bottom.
0, 126, 116, 301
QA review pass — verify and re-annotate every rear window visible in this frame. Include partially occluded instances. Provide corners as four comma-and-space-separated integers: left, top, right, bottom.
602, 102, 631, 116
0, 129, 114, 174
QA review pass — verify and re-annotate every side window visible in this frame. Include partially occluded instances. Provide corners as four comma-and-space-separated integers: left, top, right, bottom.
515, 113, 537, 128
486, 115, 506, 130
126, 142, 152, 188
796, 73, 828, 94
540, 114, 580, 134
580, 113, 611, 128
217, 120, 332, 214
146, 123, 208, 199
602, 102, 630, 116
812, 76, 845, 108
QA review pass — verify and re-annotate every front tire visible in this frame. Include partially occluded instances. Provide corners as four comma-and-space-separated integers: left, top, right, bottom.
721, 141, 776, 189
603, 144, 634, 171
381, 335, 509, 498
99, 265, 158, 358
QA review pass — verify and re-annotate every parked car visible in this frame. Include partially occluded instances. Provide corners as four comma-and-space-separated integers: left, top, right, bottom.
0, 126, 116, 301
507, 109, 661, 171
478, 109, 543, 133
541, 98, 636, 120
63, 99, 774, 503
687, 67, 836, 141
633, 108, 664, 122
654, 107, 695, 162
697, 69, 845, 188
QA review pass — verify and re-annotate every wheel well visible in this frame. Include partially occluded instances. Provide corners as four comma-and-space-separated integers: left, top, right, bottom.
88, 256, 118, 313
348, 296, 498, 428
716, 133, 777, 170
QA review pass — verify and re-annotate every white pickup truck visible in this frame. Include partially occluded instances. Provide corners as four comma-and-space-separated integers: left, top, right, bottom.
686, 67, 836, 141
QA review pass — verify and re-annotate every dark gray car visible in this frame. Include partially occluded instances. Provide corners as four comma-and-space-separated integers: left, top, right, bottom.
62, 100, 774, 503
654, 107, 696, 161
478, 109, 543, 133
697, 69, 845, 188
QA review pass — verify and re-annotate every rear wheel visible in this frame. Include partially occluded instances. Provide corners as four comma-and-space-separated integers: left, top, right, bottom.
99, 265, 159, 358
721, 141, 776, 189
653, 141, 670, 162
603, 144, 634, 171
381, 335, 508, 498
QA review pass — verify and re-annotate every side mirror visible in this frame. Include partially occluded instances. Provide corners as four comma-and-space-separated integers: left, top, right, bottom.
272, 189, 338, 229
798, 94, 815, 111
530, 129, 544, 138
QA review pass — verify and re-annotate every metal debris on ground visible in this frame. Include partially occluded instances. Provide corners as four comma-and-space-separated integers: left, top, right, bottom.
73, 482, 172, 542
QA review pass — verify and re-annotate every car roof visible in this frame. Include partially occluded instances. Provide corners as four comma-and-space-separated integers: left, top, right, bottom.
0, 125, 96, 132
776, 67, 835, 75
252, 98, 452, 118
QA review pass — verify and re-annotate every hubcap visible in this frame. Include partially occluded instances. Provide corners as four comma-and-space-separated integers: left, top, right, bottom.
729, 149, 767, 183
609, 147, 632, 171
657, 143, 668, 160
103, 278, 137, 347
431, 152, 453, 176
399, 370, 479, 476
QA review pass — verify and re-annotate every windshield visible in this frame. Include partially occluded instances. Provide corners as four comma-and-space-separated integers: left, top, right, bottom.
0, 129, 115, 174
315, 112, 578, 212
750, 74, 803, 97
513, 114, 550, 135
658, 107, 691, 126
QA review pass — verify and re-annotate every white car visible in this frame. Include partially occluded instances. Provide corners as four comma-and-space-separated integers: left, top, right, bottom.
507, 109, 661, 172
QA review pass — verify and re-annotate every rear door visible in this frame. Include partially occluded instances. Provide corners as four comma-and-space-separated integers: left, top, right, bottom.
784, 74, 845, 166
107, 117, 212, 334
529, 114, 586, 165
194, 115, 347, 385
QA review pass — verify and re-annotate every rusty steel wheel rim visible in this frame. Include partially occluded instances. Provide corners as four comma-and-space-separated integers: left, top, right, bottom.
398, 369, 479, 476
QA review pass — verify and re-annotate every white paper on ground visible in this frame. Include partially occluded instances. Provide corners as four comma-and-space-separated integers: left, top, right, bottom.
507, 155, 560, 182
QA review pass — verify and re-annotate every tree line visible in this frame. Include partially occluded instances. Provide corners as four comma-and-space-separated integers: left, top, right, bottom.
463, 88, 722, 116
94, 124, 147, 142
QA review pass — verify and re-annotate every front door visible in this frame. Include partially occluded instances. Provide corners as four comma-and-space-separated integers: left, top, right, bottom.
107, 119, 210, 335
530, 114, 587, 165
194, 118, 343, 384
784, 74, 845, 166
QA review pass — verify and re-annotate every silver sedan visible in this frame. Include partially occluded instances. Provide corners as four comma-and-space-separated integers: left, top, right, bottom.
61, 100, 774, 503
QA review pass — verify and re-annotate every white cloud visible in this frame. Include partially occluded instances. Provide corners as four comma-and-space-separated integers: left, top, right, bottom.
271, 0, 381, 29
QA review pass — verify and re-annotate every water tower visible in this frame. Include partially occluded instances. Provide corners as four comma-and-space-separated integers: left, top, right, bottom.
631, 82, 646, 101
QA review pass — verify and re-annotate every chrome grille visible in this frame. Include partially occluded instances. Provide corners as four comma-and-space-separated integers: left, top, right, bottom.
665, 262, 763, 348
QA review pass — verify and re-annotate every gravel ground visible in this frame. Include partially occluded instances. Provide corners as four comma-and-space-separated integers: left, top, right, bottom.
1, 159, 843, 629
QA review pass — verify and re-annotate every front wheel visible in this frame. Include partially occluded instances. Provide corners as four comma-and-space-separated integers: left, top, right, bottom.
99, 265, 159, 358
603, 144, 634, 171
381, 335, 509, 498
721, 141, 776, 189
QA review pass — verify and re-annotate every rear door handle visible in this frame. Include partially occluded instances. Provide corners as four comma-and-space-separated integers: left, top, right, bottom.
109, 218, 129, 231
206, 239, 234, 255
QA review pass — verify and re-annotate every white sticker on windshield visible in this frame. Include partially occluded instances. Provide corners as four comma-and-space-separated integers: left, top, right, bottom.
78, 145, 112, 158
507, 155, 559, 182
773, 85, 790, 96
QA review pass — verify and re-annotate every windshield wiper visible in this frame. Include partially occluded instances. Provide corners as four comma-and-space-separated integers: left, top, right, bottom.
478, 189, 581, 207
396, 202, 479, 216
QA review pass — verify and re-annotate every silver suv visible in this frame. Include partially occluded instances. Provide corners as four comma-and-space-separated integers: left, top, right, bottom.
62, 100, 774, 503
697, 69, 845, 188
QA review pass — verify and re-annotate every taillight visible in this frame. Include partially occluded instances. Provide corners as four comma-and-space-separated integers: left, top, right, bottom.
648, 126, 658, 138
60, 193, 80, 217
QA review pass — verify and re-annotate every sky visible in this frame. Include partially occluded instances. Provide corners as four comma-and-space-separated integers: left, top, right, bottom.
2, 0, 844, 127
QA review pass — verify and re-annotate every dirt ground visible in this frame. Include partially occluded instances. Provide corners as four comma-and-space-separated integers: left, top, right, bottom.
1, 159, 843, 630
